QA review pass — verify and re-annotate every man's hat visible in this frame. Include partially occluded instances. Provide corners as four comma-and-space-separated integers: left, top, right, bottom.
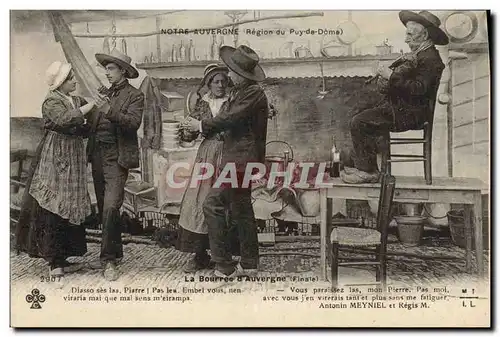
399, 10, 449, 45
95, 49, 139, 79
219, 45, 266, 82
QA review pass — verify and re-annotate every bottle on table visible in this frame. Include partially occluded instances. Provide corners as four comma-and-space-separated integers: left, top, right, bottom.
330, 137, 340, 178
284, 150, 290, 184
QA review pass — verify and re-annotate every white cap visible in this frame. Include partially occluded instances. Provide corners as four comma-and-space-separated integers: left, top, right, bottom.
46, 61, 72, 91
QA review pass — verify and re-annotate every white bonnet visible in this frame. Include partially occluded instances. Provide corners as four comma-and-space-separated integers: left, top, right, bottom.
46, 61, 72, 91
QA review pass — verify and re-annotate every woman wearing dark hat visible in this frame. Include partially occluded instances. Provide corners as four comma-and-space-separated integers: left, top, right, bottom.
342, 10, 448, 184
15, 61, 105, 278
177, 64, 233, 272
185, 45, 269, 277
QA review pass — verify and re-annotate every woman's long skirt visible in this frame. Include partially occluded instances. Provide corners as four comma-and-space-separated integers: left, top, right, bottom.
177, 138, 222, 254
15, 132, 87, 264
16, 198, 87, 264
176, 138, 241, 255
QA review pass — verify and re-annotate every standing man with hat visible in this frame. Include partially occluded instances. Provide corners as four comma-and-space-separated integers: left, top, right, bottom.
342, 10, 448, 184
186, 45, 269, 277
88, 49, 144, 281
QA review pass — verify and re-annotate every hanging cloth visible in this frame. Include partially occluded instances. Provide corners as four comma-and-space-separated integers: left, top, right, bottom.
139, 76, 162, 150
47, 11, 106, 100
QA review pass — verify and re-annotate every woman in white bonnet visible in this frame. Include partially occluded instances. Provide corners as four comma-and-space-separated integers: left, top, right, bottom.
176, 64, 239, 272
15, 61, 105, 278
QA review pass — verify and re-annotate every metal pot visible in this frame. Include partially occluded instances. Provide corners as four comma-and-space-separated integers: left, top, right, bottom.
400, 202, 423, 216
264, 141, 294, 173
396, 221, 424, 246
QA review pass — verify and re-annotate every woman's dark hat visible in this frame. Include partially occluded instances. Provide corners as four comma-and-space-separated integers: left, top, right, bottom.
201, 63, 228, 86
95, 49, 139, 79
219, 45, 266, 82
399, 10, 449, 45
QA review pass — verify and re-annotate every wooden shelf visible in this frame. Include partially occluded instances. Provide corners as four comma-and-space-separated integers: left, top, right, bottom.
136, 54, 401, 79
136, 54, 400, 69
448, 42, 489, 54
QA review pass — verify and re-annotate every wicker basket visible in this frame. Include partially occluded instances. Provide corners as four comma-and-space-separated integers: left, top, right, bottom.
447, 194, 489, 250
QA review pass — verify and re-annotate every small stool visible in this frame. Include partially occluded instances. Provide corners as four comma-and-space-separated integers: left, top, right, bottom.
123, 181, 157, 216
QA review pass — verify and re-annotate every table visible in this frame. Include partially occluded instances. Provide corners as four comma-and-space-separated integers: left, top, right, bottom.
319, 176, 487, 281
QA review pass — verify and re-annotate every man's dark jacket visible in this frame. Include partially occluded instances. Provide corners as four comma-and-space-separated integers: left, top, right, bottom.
87, 80, 144, 169
386, 46, 445, 131
201, 82, 269, 173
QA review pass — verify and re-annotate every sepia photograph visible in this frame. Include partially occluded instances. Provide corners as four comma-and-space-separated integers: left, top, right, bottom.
9, 8, 491, 327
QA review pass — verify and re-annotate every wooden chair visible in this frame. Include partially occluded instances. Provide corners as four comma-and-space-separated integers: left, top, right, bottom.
10, 149, 28, 194
10, 149, 28, 227
330, 173, 396, 290
380, 98, 436, 185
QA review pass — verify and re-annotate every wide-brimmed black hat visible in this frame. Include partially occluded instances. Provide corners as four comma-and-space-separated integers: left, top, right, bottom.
95, 49, 139, 79
219, 45, 266, 82
399, 10, 449, 46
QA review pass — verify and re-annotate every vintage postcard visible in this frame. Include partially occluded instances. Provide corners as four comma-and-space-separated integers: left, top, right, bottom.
10, 9, 490, 327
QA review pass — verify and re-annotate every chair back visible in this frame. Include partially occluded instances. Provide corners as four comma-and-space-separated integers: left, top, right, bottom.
427, 93, 438, 128
427, 65, 443, 125
423, 91, 438, 140
376, 173, 396, 245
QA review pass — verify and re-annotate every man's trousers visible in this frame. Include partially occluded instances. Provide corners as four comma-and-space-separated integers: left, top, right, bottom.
90, 141, 128, 263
